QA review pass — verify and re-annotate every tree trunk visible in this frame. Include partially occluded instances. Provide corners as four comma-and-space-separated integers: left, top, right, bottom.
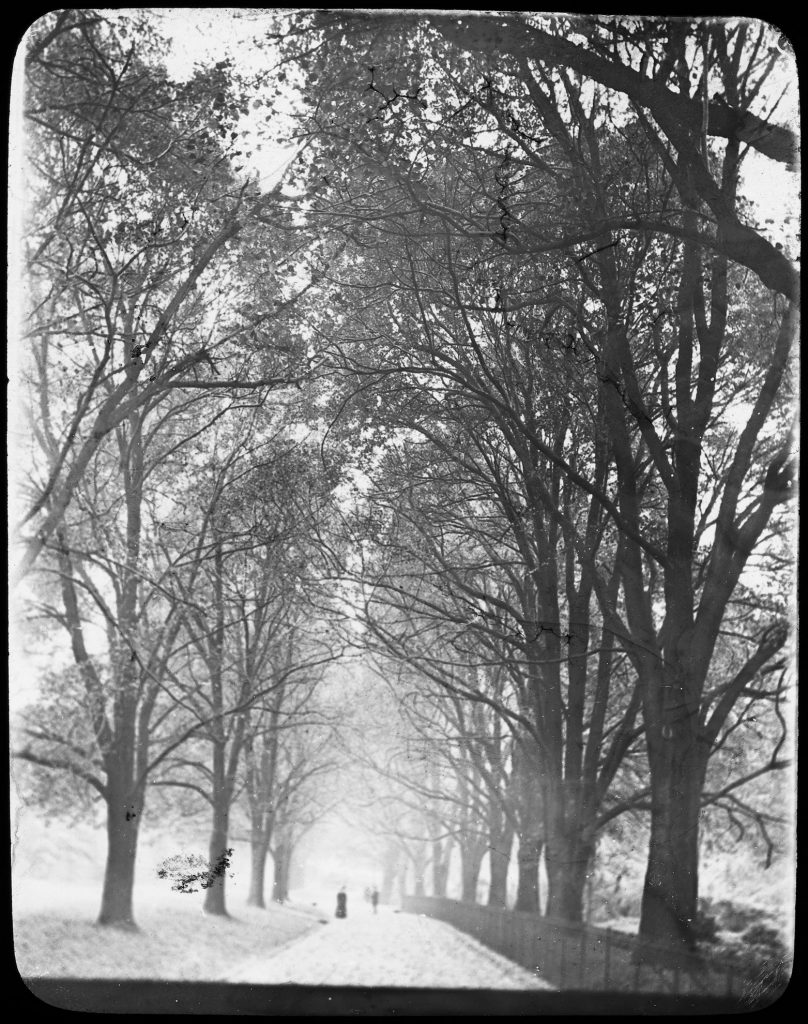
203, 534, 233, 918
411, 843, 427, 897
432, 856, 450, 897
433, 859, 450, 898
488, 821, 514, 908
432, 837, 451, 897
97, 789, 142, 928
515, 836, 542, 913
459, 842, 485, 903
511, 741, 544, 913
203, 789, 230, 916
272, 842, 290, 902
545, 836, 592, 923
247, 831, 270, 908
639, 735, 705, 952
380, 845, 398, 904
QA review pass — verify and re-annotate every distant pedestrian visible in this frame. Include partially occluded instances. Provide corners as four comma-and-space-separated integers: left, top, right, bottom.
364, 886, 371, 904
335, 885, 347, 919
371, 887, 379, 914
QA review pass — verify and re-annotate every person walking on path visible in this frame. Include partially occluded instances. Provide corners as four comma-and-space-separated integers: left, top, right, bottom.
371, 888, 379, 914
336, 886, 347, 919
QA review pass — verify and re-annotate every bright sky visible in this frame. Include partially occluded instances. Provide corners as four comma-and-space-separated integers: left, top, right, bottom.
154, 8, 300, 191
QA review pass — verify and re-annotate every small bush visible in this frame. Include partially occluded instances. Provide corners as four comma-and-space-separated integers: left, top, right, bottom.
713, 901, 763, 933
743, 923, 786, 958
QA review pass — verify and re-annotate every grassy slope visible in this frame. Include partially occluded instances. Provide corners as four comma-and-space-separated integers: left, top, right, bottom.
14, 887, 321, 980
12, 811, 322, 981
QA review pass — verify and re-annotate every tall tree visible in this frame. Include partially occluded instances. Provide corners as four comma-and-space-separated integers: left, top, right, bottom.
14, 388, 236, 926
274, 12, 797, 947
157, 422, 342, 915
241, 640, 336, 909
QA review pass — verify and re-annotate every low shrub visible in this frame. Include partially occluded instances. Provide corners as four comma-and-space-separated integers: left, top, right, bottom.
743, 923, 786, 958
712, 900, 763, 933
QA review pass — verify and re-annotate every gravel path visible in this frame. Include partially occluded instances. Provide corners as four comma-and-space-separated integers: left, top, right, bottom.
226, 905, 553, 989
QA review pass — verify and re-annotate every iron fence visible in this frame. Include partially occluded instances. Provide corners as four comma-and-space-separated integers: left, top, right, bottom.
401, 895, 744, 996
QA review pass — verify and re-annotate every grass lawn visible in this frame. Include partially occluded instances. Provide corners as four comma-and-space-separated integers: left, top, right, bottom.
13, 879, 322, 981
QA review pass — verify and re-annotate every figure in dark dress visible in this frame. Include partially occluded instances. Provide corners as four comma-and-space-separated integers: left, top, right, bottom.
335, 886, 347, 918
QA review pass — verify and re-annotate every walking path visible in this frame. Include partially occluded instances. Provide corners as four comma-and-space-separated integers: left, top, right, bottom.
226, 905, 553, 989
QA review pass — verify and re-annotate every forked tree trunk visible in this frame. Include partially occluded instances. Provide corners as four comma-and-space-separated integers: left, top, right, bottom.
515, 836, 543, 913
97, 787, 143, 927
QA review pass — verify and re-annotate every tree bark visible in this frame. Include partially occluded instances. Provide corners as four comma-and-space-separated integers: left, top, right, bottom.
545, 835, 593, 923
97, 787, 142, 927
487, 818, 514, 908
272, 841, 291, 902
201, 534, 240, 917
639, 729, 706, 952
247, 831, 270, 908
432, 837, 451, 897
515, 836, 543, 913
459, 840, 486, 903
203, 782, 230, 916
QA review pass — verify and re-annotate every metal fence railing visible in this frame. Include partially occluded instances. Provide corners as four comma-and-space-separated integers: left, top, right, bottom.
401, 896, 744, 997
